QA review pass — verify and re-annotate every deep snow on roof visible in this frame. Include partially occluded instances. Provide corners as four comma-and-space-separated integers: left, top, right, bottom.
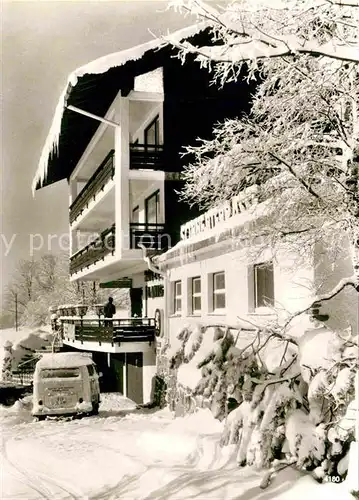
36, 352, 93, 369
32, 22, 208, 193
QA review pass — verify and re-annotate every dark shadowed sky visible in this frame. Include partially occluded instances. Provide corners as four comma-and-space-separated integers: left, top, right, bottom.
1, 0, 193, 302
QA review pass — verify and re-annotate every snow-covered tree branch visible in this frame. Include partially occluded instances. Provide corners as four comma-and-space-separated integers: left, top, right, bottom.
168, 0, 359, 292
168, 0, 359, 73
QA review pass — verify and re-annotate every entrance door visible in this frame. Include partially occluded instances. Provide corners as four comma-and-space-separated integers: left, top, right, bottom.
130, 288, 143, 317
110, 354, 125, 394
126, 352, 143, 404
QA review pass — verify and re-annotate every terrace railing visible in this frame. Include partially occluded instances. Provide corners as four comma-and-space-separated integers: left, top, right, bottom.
130, 144, 164, 170
70, 224, 115, 275
61, 317, 156, 345
70, 150, 115, 224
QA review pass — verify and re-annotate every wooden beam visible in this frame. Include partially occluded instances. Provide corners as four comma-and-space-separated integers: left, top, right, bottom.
67, 105, 121, 128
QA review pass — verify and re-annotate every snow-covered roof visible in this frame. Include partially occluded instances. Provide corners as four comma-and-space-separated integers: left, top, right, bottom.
32, 22, 208, 193
36, 352, 93, 369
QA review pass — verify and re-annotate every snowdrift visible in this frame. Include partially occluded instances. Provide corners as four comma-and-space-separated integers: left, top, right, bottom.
0, 326, 54, 378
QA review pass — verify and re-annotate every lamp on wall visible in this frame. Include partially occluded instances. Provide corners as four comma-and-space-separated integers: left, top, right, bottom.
94, 304, 104, 327
76, 304, 88, 328
76, 304, 88, 318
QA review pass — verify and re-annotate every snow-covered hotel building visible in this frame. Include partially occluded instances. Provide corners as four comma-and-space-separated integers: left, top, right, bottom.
32, 25, 255, 405
33, 24, 358, 406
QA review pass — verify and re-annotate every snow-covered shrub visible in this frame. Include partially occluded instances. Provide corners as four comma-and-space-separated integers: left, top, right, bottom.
164, 321, 358, 484
1, 341, 14, 381
183, 324, 203, 362
285, 409, 326, 468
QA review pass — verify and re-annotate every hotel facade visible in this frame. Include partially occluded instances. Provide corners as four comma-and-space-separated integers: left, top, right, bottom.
33, 25, 255, 404
34, 24, 358, 406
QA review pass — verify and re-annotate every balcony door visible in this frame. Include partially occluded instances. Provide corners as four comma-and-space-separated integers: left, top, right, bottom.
144, 115, 159, 148
145, 190, 160, 225
130, 287, 143, 318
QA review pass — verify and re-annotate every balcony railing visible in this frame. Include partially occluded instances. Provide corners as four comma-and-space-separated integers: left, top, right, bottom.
69, 145, 165, 225
70, 150, 115, 224
70, 225, 115, 275
61, 317, 156, 345
69, 223, 170, 275
130, 144, 164, 170
130, 223, 170, 251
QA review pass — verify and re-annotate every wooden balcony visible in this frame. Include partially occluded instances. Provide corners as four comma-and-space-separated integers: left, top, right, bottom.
61, 318, 156, 345
69, 223, 170, 275
130, 223, 170, 251
130, 144, 164, 170
70, 225, 115, 275
69, 145, 164, 225
70, 150, 115, 224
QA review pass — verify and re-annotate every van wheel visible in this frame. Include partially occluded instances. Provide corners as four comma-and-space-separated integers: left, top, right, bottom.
35, 415, 46, 421
91, 403, 99, 415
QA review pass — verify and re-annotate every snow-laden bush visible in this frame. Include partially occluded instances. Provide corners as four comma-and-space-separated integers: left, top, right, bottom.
1, 342, 14, 381
165, 322, 358, 484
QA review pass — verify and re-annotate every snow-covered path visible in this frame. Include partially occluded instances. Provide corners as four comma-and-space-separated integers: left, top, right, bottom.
0, 394, 351, 500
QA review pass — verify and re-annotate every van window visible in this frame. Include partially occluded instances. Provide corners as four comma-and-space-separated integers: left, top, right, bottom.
87, 364, 95, 376
40, 368, 80, 378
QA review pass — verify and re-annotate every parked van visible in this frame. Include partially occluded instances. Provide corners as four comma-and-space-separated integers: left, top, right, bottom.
32, 352, 101, 419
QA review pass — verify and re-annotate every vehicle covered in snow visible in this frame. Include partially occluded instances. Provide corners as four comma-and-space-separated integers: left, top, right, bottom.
32, 352, 101, 419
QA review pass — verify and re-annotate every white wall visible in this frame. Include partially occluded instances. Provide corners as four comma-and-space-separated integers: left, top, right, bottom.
314, 236, 359, 333
165, 243, 316, 341
62, 338, 154, 355
134, 68, 163, 94
147, 295, 165, 319
143, 349, 157, 404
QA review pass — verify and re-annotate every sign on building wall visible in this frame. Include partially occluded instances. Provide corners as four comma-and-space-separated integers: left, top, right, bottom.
146, 284, 164, 298
180, 186, 259, 240
100, 279, 133, 289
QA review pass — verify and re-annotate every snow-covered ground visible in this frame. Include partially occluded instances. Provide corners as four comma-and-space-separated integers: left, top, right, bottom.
1, 393, 352, 500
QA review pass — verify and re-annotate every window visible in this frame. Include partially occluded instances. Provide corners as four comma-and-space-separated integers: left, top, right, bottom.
254, 262, 274, 308
40, 368, 80, 379
173, 281, 182, 314
145, 190, 160, 225
132, 206, 139, 223
213, 272, 226, 310
191, 277, 201, 313
144, 115, 159, 146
